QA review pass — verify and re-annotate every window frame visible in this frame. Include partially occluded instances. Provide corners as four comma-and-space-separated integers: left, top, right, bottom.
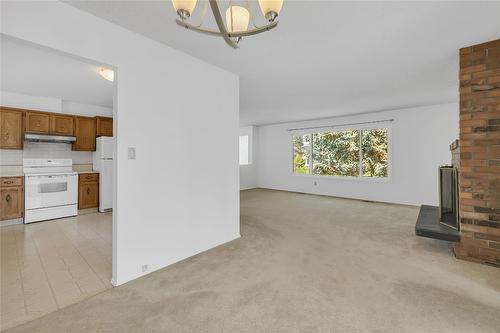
290, 122, 392, 182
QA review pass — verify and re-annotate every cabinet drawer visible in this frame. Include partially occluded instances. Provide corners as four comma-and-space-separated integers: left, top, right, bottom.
0, 177, 23, 187
79, 173, 99, 182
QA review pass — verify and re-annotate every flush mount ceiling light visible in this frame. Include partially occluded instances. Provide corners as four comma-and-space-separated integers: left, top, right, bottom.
97, 67, 114, 82
172, 0, 283, 49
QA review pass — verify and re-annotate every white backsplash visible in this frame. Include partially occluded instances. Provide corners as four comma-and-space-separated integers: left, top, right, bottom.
0, 142, 92, 166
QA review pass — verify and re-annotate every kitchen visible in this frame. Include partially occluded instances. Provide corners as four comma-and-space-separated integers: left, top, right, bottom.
1, 36, 116, 329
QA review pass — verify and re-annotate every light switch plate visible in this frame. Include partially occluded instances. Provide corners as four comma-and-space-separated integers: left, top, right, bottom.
128, 147, 136, 160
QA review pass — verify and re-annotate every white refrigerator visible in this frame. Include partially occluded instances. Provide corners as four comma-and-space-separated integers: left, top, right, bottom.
93, 137, 114, 213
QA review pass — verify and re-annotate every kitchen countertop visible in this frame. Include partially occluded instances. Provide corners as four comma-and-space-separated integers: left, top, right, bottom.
0, 170, 100, 177
0, 171, 24, 177
0, 166, 24, 177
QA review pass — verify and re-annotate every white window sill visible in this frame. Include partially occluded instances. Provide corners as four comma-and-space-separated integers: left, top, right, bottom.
291, 173, 391, 183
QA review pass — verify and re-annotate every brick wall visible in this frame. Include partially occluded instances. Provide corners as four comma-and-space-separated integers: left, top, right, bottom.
453, 39, 500, 267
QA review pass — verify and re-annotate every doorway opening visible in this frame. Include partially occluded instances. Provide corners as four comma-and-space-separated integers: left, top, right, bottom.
0, 34, 118, 330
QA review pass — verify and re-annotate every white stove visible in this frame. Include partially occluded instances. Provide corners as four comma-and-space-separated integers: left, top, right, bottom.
23, 159, 78, 223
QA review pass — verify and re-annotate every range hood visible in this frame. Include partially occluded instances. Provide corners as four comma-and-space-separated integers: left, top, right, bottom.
24, 133, 76, 143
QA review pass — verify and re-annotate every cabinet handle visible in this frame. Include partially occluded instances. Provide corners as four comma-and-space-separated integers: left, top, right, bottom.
87, 188, 91, 195
6, 194, 11, 203
4, 180, 14, 184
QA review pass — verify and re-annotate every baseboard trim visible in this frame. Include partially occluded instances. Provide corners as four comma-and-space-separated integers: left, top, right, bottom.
0, 218, 23, 227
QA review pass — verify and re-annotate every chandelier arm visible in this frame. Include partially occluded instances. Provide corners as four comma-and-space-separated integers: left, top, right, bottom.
228, 21, 278, 37
176, 19, 278, 39
208, 0, 239, 49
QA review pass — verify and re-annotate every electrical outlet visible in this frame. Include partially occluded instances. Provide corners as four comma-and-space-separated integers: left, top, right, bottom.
128, 147, 136, 160
141, 264, 148, 272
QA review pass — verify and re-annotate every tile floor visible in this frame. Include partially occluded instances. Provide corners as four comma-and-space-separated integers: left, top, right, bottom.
1, 212, 112, 330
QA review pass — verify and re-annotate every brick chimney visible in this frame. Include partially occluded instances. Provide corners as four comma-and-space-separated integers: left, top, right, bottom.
453, 39, 500, 266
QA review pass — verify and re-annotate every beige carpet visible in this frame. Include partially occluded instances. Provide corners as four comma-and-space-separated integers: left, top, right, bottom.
5, 189, 500, 332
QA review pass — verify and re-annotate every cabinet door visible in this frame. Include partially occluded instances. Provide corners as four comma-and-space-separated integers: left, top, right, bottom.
0, 187, 23, 220
79, 182, 99, 209
25, 112, 50, 134
50, 114, 74, 136
0, 108, 23, 149
74, 117, 96, 151
96, 117, 113, 137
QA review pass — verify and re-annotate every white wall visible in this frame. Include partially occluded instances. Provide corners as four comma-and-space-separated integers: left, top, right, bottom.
257, 103, 458, 206
0, 91, 113, 166
240, 126, 258, 190
62, 100, 113, 117
1, 1, 239, 285
1, 90, 62, 112
1, 91, 113, 117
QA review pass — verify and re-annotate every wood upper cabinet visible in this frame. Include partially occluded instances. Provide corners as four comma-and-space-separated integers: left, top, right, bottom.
0, 107, 24, 149
25, 111, 50, 134
96, 117, 113, 137
50, 114, 74, 136
0, 177, 24, 221
78, 173, 99, 209
73, 116, 96, 151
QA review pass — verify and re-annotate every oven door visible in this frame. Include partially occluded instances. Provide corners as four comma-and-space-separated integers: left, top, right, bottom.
25, 174, 78, 210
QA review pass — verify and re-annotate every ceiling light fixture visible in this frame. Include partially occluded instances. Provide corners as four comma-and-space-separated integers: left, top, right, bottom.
172, 0, 283, 49
97, 67, 114, 82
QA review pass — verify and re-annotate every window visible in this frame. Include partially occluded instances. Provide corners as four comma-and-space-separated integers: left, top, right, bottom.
292, 127, 389, 179
312, 130, 359, 177
239, 135, 249, 165
293, 134, 310, 174
361, 129, 388, 178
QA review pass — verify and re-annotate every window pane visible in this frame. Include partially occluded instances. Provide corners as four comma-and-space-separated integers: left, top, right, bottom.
239, 135, 249, 165
312, 130, 360, 176
362, 129, 388, 178
293, 134, 310, 174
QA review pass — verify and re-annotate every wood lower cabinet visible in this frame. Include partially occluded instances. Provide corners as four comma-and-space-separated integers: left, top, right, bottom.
50, 114, 75, 136
0, 107, 24, 149
78, 173, 99, 209
25, 111, 50, 134
74, 116, 96, 151
0, 177, 24, 221
96, 117, 113, 137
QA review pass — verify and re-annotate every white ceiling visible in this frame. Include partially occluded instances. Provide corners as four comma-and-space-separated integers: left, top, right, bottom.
1, 36, 114, 107
67, 1, 500, 125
